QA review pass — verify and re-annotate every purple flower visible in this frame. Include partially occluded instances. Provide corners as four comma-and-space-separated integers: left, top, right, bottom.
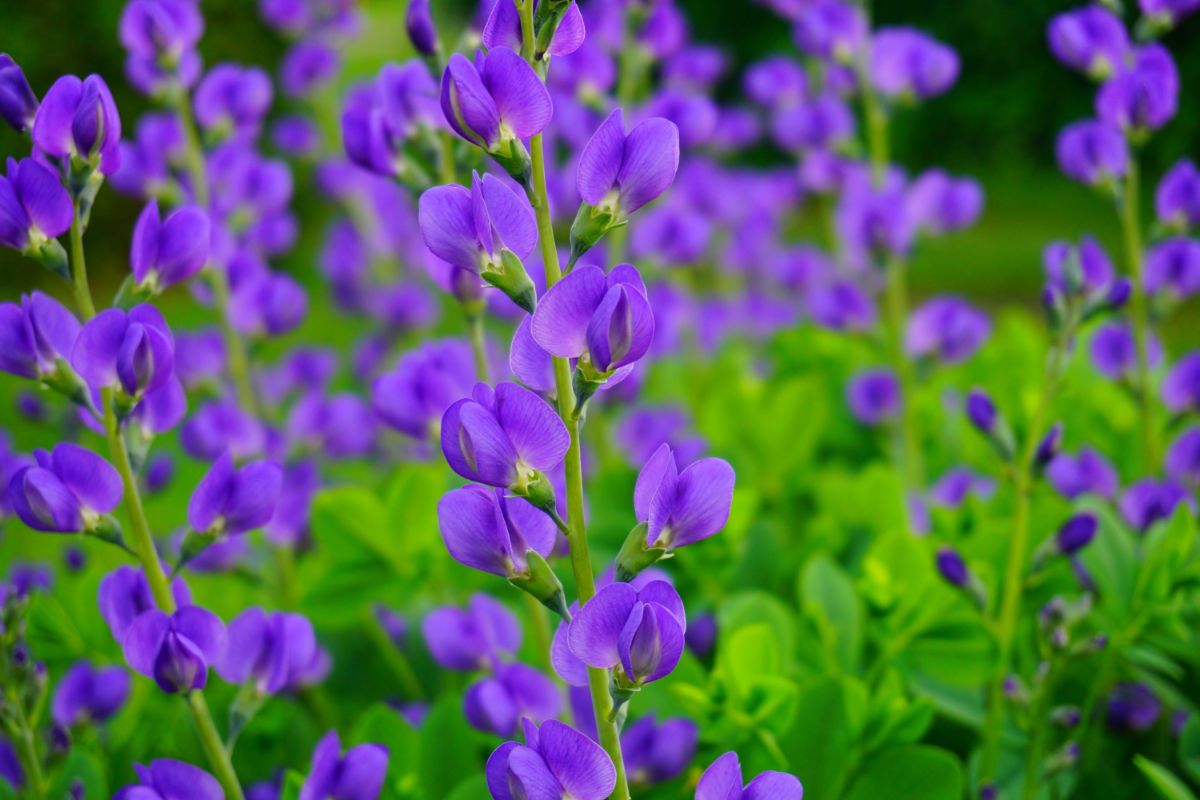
1043, 235, 1116, 297
406, 0, 438, 55
440, 381, 569, 490
1164, 352, 1200, 413
1047, 5, 1130, 79
768, 93, 854, 153
0, 157, 73, 253
1141, 0, 1200, 26
372, 339, 474, 440
622, 715, 698, 787
300, 730, 388, 800
1156, 160, 1200, 230
531, 264, 655, 379
122, 605, 226, 693
194, 64, 273, 137
32, 74, 122, 174
1048, 448, 1119, 500
632, 442, 735, 552
187, 452, 282, 535
483, 0, 586, 60
846, 369, 899, 425
71, 305, 174, 398
1090, 322, 1160, 381
743, 56, 808, 108
464, 662, 562, 737
98, 565, 192, 641
0, 54, 38, 133
806, 279, 876, 330
422, 593, 520, 672
218, 607, 324, 694
792, 0, 866, 62
486, 719, 616, 800
281, 41, 339, 99
935, 546, 970, 588
615, 406, 705, 467
1146, 238, 1200, 299
286, 392, 378, 459
119, 0, 204, 93
0, 738, 22, 790
685, 611, 717, 658
1056, 120, 1127, 187
1108, 683, 1161, 732
7, 443, 121, 534
265, 459, 321, 546
341, 63, 442, 179
1166, 427, 1200, 487
1056, 512, 1098, 556
695, 751, 803, 800
130, 199, 210, 292
229, 271, 308, 337
440, 47, 551, 153
905, 296, 990, 363
836, 174, 913, 261
1120, 479, 1194, 533
52, 661, 130, 727
0, 292, 80, 380
929, 467, 995, 508
906, 170, 983, 234
437, 484, 557, 578
115, 760, 223, 800
181, 398, 266, 461
870, 27, 959, 99
418, 172, 538, 310
1096, 44, 1178, 133
173, 329, 226, 390
568, 580, 686, 686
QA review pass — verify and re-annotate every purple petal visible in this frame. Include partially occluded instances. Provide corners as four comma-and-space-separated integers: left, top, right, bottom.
218, 606, 268, 685
633, 444, 676, 522
418, 184, 481, 273
465, 675, 520, 736
538, 719, 617, 800
187, 452, 234, 533
332, 743, 388, 800
637, 581, 686, 628
551, 618, 589, 686
15, 158, 72, 238
437, 485, 512, 576
481, 173, 537, 260
156, 205, 210, 285
482, 0, 523, 52
122, 609, 170, 676
485, 742, 522, 800
577, 109, 626, 206
49, 442, 122, 514
509, 316, 556, 393
506, 745, 563, 800
494, 382, 569, 473
11, 467, 83, 532
584, 282, 654, 372
568, 582, 637, 669
441, 398, 518, 486
549, 4, 586, 57
497, 662, 562, 726
130, 200, 161, 285
531, 265, 608, 358
470, 593, 523, 659
32, 75, 83, 158
173, 606, 226, 665
143, 760, 224, 800
222, 460, 282, 534
617, 118, 680, 213
499, 493, 558, 562
744, 772, 804, 800
481, 47, 553, 138
27, 291, 81, 366
71, 309, 128, 389
300, 730, 342, 800
441, 53, 500, 147
662, 457, 735, 547
696, 752, 745, 800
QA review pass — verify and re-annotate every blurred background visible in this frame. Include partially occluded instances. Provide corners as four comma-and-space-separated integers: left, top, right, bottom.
0, 0, 1197, 329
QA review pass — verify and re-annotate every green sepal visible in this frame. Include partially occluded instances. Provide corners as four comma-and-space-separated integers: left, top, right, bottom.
508, 550, 570, 620
26, 238, 70, 280
614, 522, 670, 583
514, 470, 559, 520
227, 681, 267, 750
567, 202, 623, 271
42, 357, 97, 415
482, 249, 537, 313
86, 516, 132, 555
490, 137, 533, 191
608, 675, 640, 722
174, 529, 216, 576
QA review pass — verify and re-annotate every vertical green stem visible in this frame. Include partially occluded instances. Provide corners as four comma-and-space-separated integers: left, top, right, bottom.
1117, 158, 1159, 472
466, 310, 490, 384
519, 2, 631, 795
71, 214, 246, 800
11, 708, 45, 800
439, 132, 458, 186
883, 258, 923, 490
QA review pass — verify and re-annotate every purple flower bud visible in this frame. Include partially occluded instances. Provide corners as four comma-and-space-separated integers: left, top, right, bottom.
622, 715, 698, 787
870, 27, 959, 99
418, 172, 537, 277
905, 296, 991, 363
300, 731, 388, 800
130, 199, 210, 292
793, 0, 866, 63
437, 484, 557, 578
965, 388, 998, 434
1052, 706, 1083, 728
52, 661, 130, 727
936, 546, 970, 587
743, 56, 808, 109
633, 443, 735, 551
72, 305, 174, 398
684, 611, 717, 659
906, 170, 984, 234
1108, 682, 1161, 732
7, 443, 122, 533
0, 292, 81, 380
187, 451, 282, 535
1096, 44, 1178, 133
1047, 6, 1130, 79
1119, 478, 1194, 533
929, 467, 995, 509
696, 751, 804, 800
0, 157, 74, 253
115, 760, 223, 800
531, 264, 656, 375
846, 369, 900, 426
483, 0, 586, 59
281, 41, 339, 99
422, 593, 520, 672
32, 74, 122, 174
9, 563, 51, 597
1090, 322, 1160, 381
1165, 352, 1200, 413
406, 0, 438, 55
122, 606, 226, 693
372, 339, 475, 440
577, 109, 681, 218
1056, 119, 1128, 187
485, 719, 616, 800
1035, 423, 1064, 468
1047, 447, 1119, 500
464, 663, 562, 737
440, 382, 569, 489
1056, 512, 1098, 556
218, 607, 324, 694
1156, 160, 1200, 230
440, 48, 551, 151
1043, 235, 1116, 297
0, 54, 37, 133
98, 565, 192, 641
1166, 427, 1200, 487
1146, 238, 1200, 299
64, 546, 86, 573
568, 581, 686, 685
194, 64, 272, 138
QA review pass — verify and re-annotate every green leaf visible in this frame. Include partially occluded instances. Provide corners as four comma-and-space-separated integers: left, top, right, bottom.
417, 696, 491, 798
846, 745, 964, 800
444, 776, 489, 799
718, 623, 783, 700
1136, 756, 1199, 800
777, 675, 861, 798
351, 703, 421, 786
47, 750, 107, 799
280, 770, 306, 800
799, 554, 863, 672
1180, 715, 1200, 786
717, 591, 797, 669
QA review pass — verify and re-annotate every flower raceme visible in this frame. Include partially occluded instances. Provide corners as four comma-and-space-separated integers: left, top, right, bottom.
570, 109, 681, 263
418, 171, 539, 312
486, 719, 617, 800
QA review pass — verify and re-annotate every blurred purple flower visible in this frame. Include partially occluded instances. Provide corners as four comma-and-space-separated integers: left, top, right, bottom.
52, 661, 130, 727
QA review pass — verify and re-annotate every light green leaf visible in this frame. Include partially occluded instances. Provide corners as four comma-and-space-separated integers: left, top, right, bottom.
799, 554, 863, 672
1136, 756, 1199, 800
846, 745, 964, 800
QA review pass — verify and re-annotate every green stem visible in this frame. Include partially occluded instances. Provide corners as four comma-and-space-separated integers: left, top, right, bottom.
979, 346, 1063, 783
883, 258, 923, 491
439, 132, 457, 186
365, 612, 424, 700
1118, 157, 1159, 472
521, 592, 555, 674
69, 209, 95, 320
11, 709, 45, 800
186, 691, 245, 800
466, 310, 490, 384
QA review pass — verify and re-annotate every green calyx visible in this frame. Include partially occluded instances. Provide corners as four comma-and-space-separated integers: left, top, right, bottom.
614, 522, 670, 583
508, 550, 570, 620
